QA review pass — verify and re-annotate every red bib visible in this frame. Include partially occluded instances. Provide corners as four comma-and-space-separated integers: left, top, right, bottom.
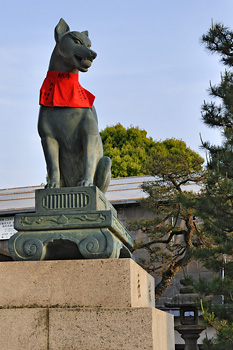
39, 70, 95, 108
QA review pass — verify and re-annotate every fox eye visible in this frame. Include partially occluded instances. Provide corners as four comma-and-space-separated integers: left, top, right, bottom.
74, 39, 82, 45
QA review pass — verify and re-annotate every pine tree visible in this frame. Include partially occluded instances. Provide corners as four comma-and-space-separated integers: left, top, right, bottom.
128, 139, 205, 300
101, 123, 206, 300
193, 21, 233, 349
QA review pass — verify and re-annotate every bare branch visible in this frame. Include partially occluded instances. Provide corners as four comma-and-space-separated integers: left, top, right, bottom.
155, 250, 193, 300
132, 230, 187, 251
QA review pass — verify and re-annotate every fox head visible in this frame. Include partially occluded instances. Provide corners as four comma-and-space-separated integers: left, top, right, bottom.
52, 18, 97, 72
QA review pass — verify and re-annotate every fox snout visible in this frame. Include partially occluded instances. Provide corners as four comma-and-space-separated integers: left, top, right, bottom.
89, 49, 97, 61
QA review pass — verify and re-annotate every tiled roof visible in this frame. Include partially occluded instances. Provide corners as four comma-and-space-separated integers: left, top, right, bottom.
0, 176, 152, 214
0, 176, 201, 215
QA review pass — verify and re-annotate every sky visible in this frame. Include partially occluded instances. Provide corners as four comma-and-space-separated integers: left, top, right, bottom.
0, 0, 233, 188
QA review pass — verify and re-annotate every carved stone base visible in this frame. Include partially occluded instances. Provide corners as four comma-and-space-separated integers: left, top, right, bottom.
8, 187, 134, 261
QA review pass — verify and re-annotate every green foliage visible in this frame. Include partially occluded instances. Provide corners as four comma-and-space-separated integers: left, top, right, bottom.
201, 22, 233, 67
100, 123, 204, 179
128, 140, 205, 300
190, 21, 233, 349
100, 123, 157, 177
197, 21, 233, 270
200, 297, 233, 350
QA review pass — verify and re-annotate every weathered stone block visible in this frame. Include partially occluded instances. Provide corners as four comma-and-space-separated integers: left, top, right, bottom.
49, 307, 174, 350
0, 259, 155, 308
0, 308, 48, 350
0, 259, 174, 350
0, 307, 174, 350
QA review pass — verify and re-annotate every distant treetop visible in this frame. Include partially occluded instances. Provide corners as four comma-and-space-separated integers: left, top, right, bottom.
100, 123, 203, 178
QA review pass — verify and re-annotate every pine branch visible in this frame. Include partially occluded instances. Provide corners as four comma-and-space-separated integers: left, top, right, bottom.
132, 230, 187, 251
155, 250, 193, 300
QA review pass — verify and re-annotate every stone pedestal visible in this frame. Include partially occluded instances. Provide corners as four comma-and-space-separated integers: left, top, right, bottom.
9, 187, 133, 261
174, 325, 206, 350
0, 259, 175, 350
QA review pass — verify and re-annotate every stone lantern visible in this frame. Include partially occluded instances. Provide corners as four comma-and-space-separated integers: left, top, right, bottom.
165, 279, 206, 350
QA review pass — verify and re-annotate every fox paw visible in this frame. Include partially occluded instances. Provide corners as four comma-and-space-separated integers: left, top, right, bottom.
77, 179, 93, 187
45, 181, 60, 189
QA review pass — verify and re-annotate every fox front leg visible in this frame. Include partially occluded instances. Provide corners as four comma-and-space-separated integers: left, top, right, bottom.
41, 136, 60, 188
77, 111, 100, 187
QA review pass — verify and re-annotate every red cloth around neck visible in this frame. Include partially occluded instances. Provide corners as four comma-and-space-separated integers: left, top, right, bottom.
39, 70, 95, 108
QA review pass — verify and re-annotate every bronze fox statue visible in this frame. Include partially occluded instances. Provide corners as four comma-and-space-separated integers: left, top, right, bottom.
38, 18, 111, 193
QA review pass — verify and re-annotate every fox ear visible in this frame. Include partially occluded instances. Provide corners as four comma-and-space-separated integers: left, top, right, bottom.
82, 30, 89, 37
55, 18, 70, 43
